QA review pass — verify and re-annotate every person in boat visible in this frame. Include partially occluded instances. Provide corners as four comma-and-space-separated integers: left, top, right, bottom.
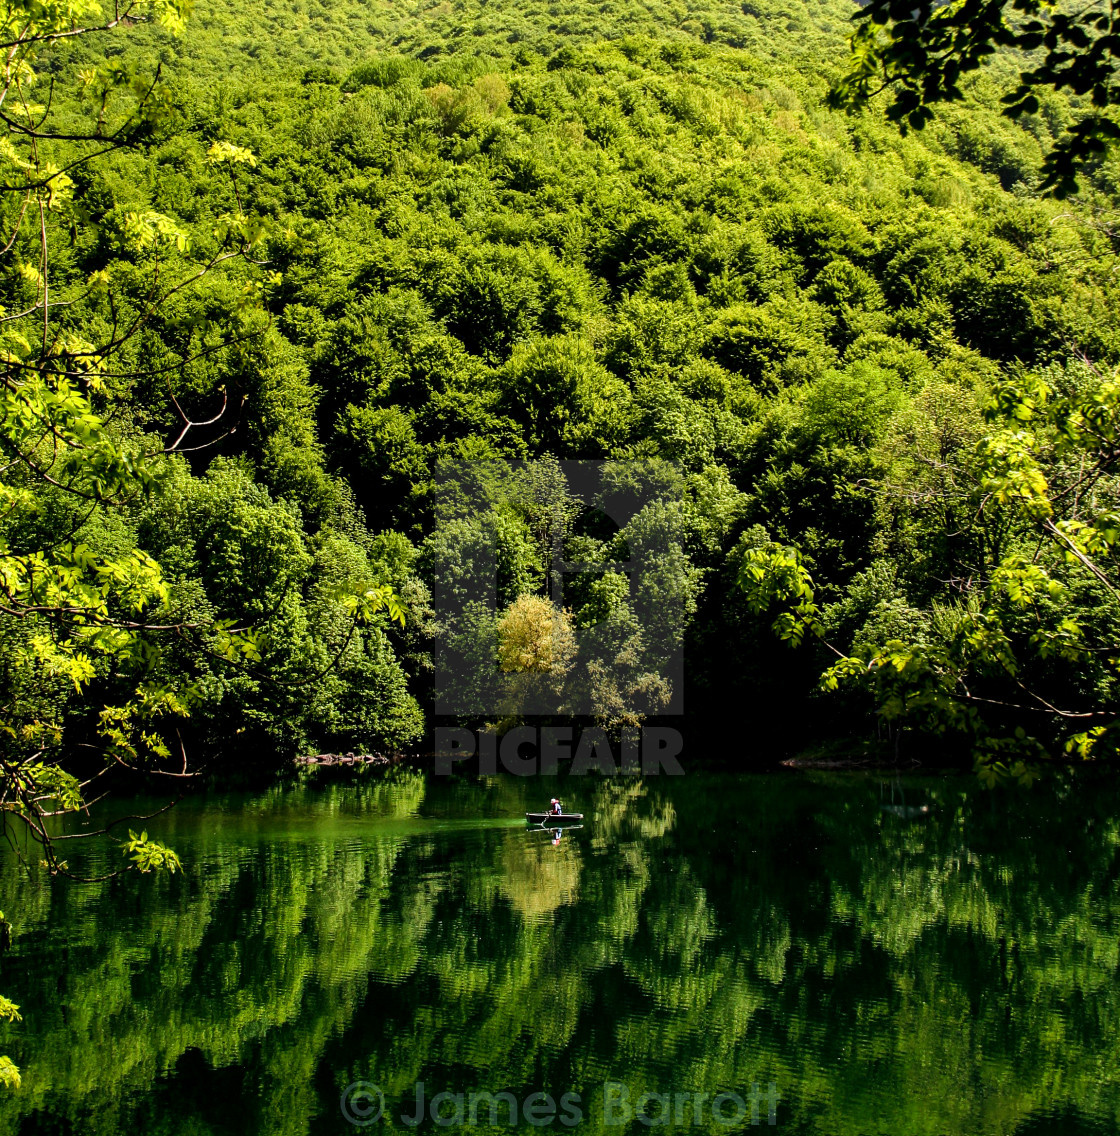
550, 798, 563, 816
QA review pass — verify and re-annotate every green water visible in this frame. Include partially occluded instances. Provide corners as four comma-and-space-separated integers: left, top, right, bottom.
0, 768, 1117, 1134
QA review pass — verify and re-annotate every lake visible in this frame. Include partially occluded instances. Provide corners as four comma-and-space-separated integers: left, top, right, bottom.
0, 767, 1116, 1134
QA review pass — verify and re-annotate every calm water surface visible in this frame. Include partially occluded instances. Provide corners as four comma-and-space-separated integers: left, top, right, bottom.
0, 768, 1117, 1134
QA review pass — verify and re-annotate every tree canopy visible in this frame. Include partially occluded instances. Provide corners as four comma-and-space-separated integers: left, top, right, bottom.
2, 0, 1120, 857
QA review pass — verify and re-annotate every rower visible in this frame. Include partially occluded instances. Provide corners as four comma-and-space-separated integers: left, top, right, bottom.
550, 798, 563, 816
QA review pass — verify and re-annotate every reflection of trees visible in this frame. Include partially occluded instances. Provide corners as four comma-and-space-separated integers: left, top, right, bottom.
0, 773, 1118, 1134
500, 835, 582, 919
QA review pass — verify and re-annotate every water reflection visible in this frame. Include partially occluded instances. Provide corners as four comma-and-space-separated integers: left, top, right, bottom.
0, 769, 1117, 1134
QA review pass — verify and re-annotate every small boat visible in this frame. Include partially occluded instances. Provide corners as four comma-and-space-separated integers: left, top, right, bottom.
526, 812, 584, 824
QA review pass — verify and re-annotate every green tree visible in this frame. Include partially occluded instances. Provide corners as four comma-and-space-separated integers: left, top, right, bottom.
829, 0, 1120, 195
0, 0, 417, 1086
741, 367, 1120, 778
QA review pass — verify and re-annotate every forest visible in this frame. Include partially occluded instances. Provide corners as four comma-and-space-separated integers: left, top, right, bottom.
3, 0, 1120, 1123
5, 0, 1120, 804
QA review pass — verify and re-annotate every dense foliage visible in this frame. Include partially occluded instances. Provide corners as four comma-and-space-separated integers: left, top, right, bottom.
1, 0, 1119, 1107
7, 0, 1120, 796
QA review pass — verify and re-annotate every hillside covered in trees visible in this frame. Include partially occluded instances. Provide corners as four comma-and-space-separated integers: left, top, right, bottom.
6, 0, 1120, 782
